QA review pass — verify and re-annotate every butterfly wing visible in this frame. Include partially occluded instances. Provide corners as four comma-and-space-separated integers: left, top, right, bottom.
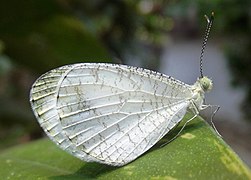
30, 63, 193, 166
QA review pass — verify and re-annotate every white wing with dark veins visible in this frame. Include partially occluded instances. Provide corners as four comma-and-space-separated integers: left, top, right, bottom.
30, 63, 193, 166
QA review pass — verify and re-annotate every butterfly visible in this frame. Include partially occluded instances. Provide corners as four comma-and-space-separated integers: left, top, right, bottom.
30, 13, 215, 166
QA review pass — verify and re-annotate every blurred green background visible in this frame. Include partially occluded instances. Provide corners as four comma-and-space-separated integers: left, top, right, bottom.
0, 0, 250, 167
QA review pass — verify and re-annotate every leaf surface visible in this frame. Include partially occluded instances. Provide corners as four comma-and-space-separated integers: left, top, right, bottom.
0, 115, 250, 180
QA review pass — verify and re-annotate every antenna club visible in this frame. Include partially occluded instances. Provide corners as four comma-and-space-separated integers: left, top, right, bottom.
210, 12, 214, 21
205, 12, 214, 23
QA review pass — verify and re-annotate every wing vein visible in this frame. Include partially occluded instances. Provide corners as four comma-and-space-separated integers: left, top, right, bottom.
81, 99, 188, 155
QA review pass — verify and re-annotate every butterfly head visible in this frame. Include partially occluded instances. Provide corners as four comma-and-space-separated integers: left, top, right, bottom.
198, 76, 213, 92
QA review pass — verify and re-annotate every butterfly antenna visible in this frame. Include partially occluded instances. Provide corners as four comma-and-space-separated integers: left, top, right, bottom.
200, 12, 214, 78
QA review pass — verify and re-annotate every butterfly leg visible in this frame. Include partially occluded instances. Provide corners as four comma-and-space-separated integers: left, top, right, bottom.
201, 104, 222, 137
160, 101, 199, 147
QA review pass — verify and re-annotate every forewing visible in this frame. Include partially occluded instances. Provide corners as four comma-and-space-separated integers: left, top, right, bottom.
30, 63, 192, 166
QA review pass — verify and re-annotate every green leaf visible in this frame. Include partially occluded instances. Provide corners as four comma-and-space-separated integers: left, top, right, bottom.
0, 115, 250, 179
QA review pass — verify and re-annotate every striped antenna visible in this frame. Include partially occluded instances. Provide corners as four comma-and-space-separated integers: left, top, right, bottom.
200, 12, 214, 78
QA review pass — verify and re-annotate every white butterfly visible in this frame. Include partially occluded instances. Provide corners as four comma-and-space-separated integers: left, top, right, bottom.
30, 13, 215, 166
30, 63, 213, 166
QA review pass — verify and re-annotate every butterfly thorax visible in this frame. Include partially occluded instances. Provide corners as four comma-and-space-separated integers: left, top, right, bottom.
189, 76, 213, 110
